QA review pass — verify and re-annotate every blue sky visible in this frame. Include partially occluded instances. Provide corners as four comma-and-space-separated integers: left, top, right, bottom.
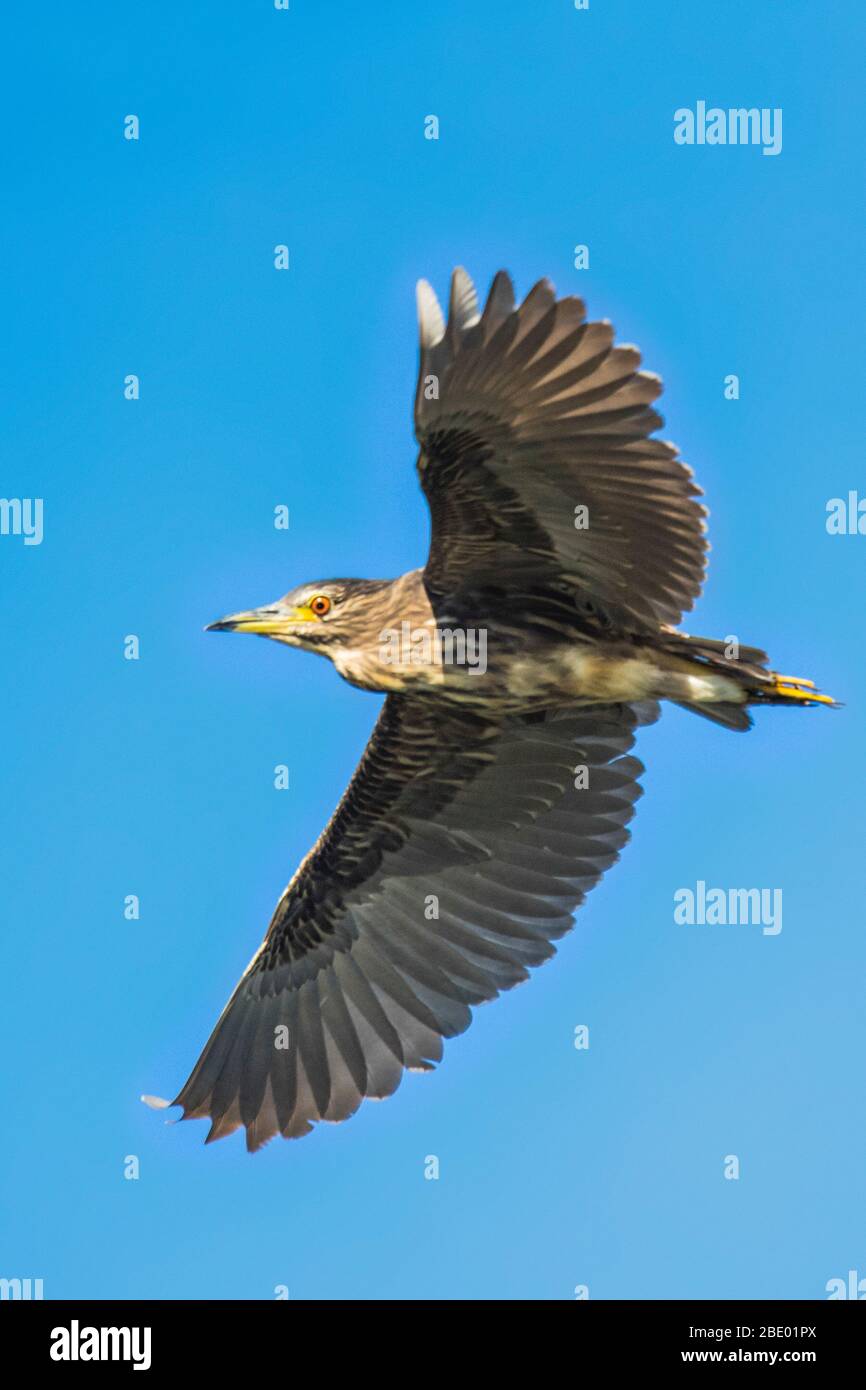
1, 1, 864, 1300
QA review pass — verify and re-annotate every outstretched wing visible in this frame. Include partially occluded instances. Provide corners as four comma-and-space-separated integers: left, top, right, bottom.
169, 697, 657, 1150
415, 268, 707, 631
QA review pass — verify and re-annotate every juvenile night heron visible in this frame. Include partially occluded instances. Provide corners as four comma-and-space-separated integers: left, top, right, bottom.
145, 268, 833, 1150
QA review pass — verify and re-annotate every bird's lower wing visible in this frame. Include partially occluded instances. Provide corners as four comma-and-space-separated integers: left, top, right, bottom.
415, 268, 707, 632
169, 696, 658, 1150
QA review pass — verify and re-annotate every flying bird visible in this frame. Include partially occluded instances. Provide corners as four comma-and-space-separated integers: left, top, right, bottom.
145, 268, 834, 1150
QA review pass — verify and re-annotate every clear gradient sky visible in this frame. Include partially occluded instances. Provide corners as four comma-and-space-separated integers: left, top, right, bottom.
1, 1, 864, 1300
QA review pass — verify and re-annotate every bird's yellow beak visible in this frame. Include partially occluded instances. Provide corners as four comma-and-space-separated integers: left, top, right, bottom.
205, 605, 316, 635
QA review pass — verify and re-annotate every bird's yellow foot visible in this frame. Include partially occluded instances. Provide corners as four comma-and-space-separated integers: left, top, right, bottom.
769, 673, 837, 706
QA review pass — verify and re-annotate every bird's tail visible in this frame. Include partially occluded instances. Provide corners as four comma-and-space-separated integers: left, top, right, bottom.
660, 633, 837, 732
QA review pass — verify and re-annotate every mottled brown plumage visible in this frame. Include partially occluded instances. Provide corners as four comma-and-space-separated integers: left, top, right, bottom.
145, 268, 832, 1150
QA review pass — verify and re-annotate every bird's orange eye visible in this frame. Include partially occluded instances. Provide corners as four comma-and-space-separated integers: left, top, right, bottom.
309, 594, 331, 617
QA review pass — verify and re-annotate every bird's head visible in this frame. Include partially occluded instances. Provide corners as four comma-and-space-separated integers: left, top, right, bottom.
206, 578, 391, 656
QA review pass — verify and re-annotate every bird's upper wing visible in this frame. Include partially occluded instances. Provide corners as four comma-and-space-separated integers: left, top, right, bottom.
170, 696, 657, 1149
414, 268, 707, 631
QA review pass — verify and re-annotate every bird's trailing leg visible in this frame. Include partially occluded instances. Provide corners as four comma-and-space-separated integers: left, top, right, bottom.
765, 673, 837, 707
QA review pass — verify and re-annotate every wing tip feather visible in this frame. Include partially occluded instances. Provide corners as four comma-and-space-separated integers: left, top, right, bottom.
416, 278, 446, 347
